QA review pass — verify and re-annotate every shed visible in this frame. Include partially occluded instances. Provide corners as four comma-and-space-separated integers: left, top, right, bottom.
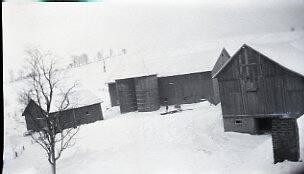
214, 43, 304, 163
22, 90, 104, 132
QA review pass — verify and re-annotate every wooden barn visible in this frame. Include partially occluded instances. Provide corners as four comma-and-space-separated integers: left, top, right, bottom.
213, 43, 304, 163
107, 48, 229, 113
115, 74, 160, 113
22, 90, 103, 132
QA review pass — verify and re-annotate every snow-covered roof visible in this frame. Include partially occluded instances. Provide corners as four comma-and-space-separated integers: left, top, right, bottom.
106, 30, 304, 82
248, 41, 304, 77
213, 37, 304, 78
107, 46, 226, 82
50, 89, 102, 113
213, 30, 304, 78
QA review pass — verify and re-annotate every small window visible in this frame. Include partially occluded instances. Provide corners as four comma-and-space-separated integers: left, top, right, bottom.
235, 119, 243, 125
246, 79, 258, 92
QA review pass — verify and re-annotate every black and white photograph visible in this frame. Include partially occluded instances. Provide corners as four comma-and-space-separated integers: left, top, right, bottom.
3, 0, 304, 173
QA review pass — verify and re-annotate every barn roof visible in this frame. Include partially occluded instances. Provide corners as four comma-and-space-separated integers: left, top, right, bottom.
213, 41, 304, 79
22, 90, 102, 116
107, 46, 228, 82
211, 48, 231, 77
21, 99, 46, 116
106, 30, 304, 83
247, 42, 304, 77
22, 99, 34, 116
50, 89, 102, 113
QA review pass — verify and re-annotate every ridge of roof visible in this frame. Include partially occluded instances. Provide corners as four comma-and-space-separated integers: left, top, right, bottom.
213, 43, 304, 79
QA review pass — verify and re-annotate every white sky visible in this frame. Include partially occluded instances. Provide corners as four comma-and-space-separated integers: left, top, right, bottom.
3, 0, 304, 77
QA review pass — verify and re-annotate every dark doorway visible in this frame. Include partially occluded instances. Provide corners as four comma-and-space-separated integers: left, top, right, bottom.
256, 118, 272, 134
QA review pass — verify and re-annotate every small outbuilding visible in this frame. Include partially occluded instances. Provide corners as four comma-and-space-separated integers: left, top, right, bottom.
22, 90, 104, 132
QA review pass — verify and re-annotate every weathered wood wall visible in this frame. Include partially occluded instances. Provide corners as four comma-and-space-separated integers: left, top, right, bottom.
116, 78, 138, 113
53, 103, 103, 130
217, 45, 304, 118
134, 75, 160, 112
23, 101, 47, 131
212, 78, 221, 105
158, 71, 217, 105
24, 102, 103, 132
108, 83, 119, 107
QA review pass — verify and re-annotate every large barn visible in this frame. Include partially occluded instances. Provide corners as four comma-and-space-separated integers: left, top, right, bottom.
107, 47, 229, 113
214, 43, 304, 163
22, 90, 103, 132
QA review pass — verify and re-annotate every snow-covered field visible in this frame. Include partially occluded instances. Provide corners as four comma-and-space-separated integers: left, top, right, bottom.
3, 30, 304, 174
3, 99, 304, 174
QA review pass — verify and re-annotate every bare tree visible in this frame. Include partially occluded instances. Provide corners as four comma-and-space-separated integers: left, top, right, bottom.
20, 48, 79, 174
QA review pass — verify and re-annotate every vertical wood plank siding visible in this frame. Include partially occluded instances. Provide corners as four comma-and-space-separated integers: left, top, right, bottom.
116, 78, 138, 113
218, 46, 304, 118
24, 103, 103, 131
53, 103, 103, 130
108, 83, 119, 107
158, 71, 217, 105
134, 75, 160, 112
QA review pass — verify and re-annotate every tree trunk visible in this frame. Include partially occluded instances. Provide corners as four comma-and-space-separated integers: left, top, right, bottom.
51, 131, 56, 174
52, 161, 56, 174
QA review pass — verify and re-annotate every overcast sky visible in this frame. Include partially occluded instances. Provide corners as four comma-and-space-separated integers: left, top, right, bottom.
3, 0, 304, 76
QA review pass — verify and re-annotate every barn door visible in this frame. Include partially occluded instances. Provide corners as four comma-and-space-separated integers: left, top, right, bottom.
239, 48, 265, 115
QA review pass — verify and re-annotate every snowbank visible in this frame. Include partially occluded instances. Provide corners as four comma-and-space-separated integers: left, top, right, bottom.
3, 102, 304, 174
